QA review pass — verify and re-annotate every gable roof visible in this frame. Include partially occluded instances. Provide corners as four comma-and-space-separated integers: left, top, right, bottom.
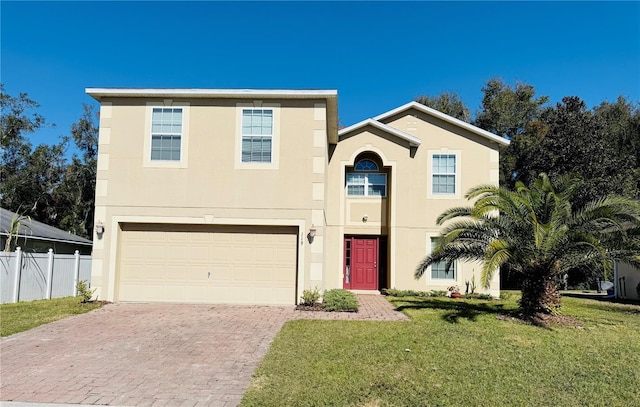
372, 101, 510, 146
339, 118, 422, 147
0, 208, 93, 246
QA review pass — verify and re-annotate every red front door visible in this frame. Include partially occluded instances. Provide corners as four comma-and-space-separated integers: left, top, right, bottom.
343, 237, 378, 290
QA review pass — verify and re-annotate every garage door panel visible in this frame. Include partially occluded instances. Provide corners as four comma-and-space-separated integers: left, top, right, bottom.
118, 224, 297, 304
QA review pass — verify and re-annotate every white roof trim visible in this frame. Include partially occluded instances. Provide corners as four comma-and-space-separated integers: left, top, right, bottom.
86, 88, 337, 100
0, 233, 93, 246
373, 101, 510, 146
338, 118, 422, 147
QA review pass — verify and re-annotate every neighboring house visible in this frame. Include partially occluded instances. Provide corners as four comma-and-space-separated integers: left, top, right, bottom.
614, 262, 640, 301
86, 88, 509, 304
1, 207, 92, 255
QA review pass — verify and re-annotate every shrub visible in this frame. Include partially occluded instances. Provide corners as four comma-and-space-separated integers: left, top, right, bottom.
300, 287, 321, 306
76, 280, 96, 303
476, 293, 493, 300
429, 290, 448, 297
322, 289, 359, 312
384, 288, 429, 297
500, 291, 514, 301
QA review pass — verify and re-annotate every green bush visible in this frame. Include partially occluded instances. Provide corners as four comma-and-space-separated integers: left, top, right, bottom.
384, 288, 429, 297
477, 293, 494, 300
322, 289, 359, 312
500, 291, 514, 301
429, 290, 448, 297
300, 287, 321, 306
76, 280, 96, 303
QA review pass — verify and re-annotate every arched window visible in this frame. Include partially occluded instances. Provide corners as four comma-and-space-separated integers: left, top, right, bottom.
354, 159, 378, 172
347, 158, 386, 197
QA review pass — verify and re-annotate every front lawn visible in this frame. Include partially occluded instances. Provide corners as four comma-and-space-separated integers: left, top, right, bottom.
0, 296, 103, 337
241, 292, 640, 406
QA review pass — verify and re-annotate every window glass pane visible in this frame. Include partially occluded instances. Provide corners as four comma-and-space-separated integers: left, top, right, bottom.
242, 109, 273, 136
432, 155, 456, 194
354, 159, 379, 171
347, 185, 365, 196
346, 173, 365, 185
242, 135, 272, 163
368, 174, 386, 185
431, 238, 455, 279
368, 185, 386, 196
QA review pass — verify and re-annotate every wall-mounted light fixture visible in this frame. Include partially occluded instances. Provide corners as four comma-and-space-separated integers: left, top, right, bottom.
307, 226, 317, 243
95, 221, 105, 237
362, 214, 368, 223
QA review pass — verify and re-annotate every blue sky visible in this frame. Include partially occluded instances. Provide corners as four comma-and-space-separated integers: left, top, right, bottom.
2, 1, 639, 149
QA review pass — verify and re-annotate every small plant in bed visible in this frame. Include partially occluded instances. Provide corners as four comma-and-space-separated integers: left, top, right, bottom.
296, 287, 323, 311
322, 289, 359, 312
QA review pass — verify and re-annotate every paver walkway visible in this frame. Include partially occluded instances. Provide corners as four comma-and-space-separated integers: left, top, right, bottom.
0, 295, 407, 407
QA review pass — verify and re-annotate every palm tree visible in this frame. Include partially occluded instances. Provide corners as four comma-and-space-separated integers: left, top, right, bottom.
415, 173, 640, 316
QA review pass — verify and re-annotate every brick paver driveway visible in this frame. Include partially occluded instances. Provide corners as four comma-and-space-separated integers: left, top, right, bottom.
1, 295, 407, 407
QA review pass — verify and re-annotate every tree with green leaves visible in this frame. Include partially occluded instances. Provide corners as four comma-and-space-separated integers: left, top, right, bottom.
415, 173, 640, 316
54, 105, 98, 238
415, 92, 471, 122
475, 78, 549, 139
0, 84, 46, 148
1, 86, 98, 238
508, 97, 639, 206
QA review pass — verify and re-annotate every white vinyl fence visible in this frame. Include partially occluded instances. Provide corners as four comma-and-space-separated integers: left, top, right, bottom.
0, 247, 92, 304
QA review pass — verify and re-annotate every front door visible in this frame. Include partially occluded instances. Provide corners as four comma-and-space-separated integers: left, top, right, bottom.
343, 237, 378, 290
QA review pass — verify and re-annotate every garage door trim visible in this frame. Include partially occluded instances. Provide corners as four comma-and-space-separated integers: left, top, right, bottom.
105, 216, 306, 303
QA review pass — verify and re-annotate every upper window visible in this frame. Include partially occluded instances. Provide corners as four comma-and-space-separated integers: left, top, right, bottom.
347, 158, 386, 197
347, 173, 387, 197
432, 154, 456, 194
151, 108, 182, 161
242, 109, 273, 163
354, 159, 379, 172
431, 238, 456, 280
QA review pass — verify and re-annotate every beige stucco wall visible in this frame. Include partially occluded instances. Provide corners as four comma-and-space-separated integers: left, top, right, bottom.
91, 97, 330, 302
326, 108, 502, 296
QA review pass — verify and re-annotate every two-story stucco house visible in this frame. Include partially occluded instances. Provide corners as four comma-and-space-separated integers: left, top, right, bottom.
86, 88, 509, 304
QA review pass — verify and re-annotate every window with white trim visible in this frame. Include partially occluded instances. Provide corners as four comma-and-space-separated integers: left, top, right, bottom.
151, 108, 183, 161
430, 238, 456, 279
432, 154, 456, 194
241, 109, 273, 163
346, 159, 386, 197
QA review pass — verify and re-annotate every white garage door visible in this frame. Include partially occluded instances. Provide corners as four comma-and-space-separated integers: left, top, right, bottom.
117, 223, 298, 304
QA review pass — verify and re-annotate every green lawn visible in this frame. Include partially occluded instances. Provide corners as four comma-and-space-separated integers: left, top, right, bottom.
241, 292, 640, 407
0, 296, 103, 337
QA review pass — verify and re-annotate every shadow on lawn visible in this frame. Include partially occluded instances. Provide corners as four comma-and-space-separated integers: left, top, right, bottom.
392, 298, 508, 324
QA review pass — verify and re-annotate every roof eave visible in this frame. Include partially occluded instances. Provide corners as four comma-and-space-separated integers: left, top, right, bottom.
0, 232, 93, 246
338, 119, 421, 147
374, 101, 510, 147
85, 88, 338, 101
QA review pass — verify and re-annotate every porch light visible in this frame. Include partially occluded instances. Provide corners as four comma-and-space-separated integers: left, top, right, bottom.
308, 226, 317, 239
95, 221, 105, 236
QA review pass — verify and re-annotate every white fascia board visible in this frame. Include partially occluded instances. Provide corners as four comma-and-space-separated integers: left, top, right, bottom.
0, 233, 93, 246
373, 101, 510, 146
86, 88, 337, 100
338, 118, 421, 147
